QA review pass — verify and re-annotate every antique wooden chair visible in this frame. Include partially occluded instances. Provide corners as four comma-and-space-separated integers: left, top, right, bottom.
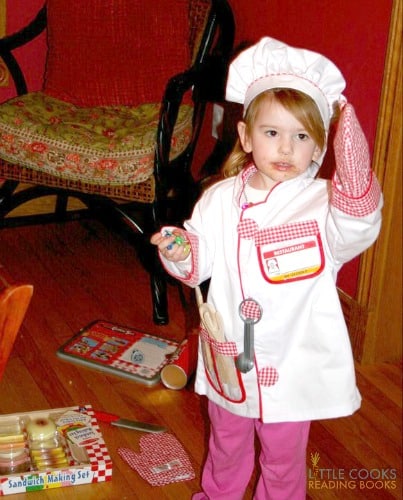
0, 0, 235, 324
0, 266, 33, 381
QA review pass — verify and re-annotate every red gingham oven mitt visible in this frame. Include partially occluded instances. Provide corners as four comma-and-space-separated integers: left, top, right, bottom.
118, 433, 195, 486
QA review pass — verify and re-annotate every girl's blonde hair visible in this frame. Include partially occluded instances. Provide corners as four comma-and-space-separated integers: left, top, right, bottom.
222, 88, 330, 178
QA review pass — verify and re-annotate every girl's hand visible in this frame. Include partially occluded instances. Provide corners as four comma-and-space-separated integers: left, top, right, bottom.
150, 229, 191, 262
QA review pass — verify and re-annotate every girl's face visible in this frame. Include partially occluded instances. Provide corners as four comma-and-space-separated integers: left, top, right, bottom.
237, 97, 322, 190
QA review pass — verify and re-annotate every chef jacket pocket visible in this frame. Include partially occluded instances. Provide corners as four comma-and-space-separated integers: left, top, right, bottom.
256, 220, 325, 284
200, 327, 246, 403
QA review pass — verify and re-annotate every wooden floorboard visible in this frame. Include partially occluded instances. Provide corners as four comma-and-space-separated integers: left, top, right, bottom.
0, 220, 401, 499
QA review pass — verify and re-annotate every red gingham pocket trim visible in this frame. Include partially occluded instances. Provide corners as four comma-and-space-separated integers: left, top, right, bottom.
254, 220, 320, 246
200, 327, 238, 356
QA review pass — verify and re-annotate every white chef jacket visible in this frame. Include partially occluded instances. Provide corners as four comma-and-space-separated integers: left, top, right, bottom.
161, 160, 382, 423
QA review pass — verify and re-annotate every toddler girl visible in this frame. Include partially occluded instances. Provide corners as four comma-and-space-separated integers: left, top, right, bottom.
151, 37, 383, 499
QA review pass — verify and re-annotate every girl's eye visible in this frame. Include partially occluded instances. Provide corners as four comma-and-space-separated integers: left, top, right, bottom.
265, 129, 277, 137
297, 133, 309, 141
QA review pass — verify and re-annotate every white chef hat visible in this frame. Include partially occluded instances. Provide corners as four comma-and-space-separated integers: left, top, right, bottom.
226, 37, 346, 130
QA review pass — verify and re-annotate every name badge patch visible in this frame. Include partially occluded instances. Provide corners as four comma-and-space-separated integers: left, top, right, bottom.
255, 221, 324, 284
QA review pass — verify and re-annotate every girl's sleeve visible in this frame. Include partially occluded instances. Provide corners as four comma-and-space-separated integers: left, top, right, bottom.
159, 193, 216, 287
326, 103, 383, 264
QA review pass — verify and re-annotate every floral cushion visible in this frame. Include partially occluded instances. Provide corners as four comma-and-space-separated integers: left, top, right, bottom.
0, 92, 193, 186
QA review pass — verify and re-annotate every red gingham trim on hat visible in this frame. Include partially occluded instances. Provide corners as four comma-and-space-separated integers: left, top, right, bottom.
254, 220, 320, 246
331, 172, 382, 216
245, 73, 330, 121
200, 327, 238, 356
258, 366, 279, 386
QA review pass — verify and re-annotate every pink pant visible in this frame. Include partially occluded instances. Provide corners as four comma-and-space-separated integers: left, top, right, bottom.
193, 401, 310, 500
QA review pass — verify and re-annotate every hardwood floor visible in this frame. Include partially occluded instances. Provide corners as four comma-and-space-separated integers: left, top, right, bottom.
0, 220, 401, 499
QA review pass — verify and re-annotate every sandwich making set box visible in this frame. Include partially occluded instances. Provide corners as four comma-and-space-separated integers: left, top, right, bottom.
0, 405, 112, 496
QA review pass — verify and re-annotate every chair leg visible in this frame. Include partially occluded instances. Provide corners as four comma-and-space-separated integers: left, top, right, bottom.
55, 193, 69, 218
150, 260, 169, 325
107, 203, 169, 325
149, 238, 169, 325
148, 202, 169, 325
0, 180, 19, 217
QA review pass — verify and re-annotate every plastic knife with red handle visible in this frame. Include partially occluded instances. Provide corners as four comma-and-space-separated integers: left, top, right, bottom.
94, 410, 166, 433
